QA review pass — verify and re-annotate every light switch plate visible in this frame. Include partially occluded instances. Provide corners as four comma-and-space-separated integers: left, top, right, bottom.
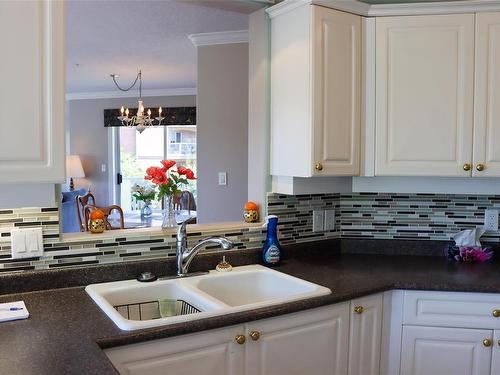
324, 210, 335, 231
218, 172, 227, 186
313, 210, 324, 233
11, 228, 43, 259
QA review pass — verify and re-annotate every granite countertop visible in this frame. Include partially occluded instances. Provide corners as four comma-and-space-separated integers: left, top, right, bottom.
2, 248, 500, 374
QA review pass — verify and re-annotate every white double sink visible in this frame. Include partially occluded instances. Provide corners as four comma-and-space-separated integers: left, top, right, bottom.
85, 265, 331, 331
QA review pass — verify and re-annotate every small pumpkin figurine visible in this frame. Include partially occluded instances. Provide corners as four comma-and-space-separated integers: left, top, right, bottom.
243, 201, 259, 223
89, 209, 106, 233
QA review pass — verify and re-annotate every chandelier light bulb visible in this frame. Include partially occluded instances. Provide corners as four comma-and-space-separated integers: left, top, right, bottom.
147, 108, 151, 117
120, 106, 124, 115
158, 107, 162, 115
125, 108, 129, 116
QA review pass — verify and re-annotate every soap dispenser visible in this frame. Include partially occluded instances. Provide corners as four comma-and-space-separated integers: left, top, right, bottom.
262, 215, 282, 266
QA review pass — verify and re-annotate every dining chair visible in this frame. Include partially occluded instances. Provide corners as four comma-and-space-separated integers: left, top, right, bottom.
76, 192, 96, 232
83, 204, 125, 231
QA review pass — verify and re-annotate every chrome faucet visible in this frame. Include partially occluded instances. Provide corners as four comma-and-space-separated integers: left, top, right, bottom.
176, 220, 234, 277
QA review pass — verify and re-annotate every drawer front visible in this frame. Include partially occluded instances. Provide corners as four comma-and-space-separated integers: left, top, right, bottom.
403, 290, 500, 329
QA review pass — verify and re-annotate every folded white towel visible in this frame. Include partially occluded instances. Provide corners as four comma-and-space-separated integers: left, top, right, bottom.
0, 301, 29, 322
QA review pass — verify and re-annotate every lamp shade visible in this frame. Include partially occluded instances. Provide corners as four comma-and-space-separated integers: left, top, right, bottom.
66, 155, 85, 178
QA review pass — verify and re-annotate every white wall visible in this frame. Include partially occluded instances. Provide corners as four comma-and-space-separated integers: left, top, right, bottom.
248, 9, 271, 213
197, 42, 249, 223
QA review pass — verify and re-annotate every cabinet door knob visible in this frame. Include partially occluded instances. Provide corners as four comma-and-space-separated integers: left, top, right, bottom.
315, 162, 323, 171
354, 305, 364, 314
476, 163, 485, 171
463, 163, 471, 171
483, 338, 492, 347
250, 331, 261, 341
492, 309, 500, 318
235, 334, 246, 345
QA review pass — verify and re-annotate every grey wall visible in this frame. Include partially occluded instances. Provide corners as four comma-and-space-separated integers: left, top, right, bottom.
67, 95, 196, 206
0, 184, 56, 209
197, 43, 249, 223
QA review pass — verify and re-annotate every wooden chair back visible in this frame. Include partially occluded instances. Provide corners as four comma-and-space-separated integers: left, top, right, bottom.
76, 192, 96, 232
83, 205, 125, 231
172, 191, 196, 212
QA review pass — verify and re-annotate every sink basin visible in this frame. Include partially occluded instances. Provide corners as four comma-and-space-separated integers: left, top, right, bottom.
185, 265, 329, 308
85, 278, 226, 330
86, 265, 331, 331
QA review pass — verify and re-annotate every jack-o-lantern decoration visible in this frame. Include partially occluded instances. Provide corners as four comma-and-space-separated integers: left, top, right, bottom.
243, 201, 259, 223
89, 209, 106, 233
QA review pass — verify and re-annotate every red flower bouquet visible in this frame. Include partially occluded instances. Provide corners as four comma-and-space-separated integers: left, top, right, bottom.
145, 160, 196, 200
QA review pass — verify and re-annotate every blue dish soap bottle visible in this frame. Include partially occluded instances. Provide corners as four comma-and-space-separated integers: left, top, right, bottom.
262, 215, 282, 266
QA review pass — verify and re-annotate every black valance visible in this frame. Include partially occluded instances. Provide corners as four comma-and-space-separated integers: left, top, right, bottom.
104, 106, 196, 127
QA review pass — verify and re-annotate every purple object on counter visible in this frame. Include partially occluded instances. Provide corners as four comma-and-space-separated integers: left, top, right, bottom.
445, 245, 493, 262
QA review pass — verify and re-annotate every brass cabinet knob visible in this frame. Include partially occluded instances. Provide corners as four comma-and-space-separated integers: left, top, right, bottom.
463, 163, 471, 171
476, 163, 485, 171
354, 306, 364, 314
493, 309, 500, 318
250, 331, 261, 341
235, 334, 246, 345
483, 338, 492, 347
315, 162, 323, 171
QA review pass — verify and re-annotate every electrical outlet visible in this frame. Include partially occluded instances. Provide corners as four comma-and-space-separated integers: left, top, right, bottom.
324, 210, 335, 231
484, 209, 499, 231
313, 210, 324, 233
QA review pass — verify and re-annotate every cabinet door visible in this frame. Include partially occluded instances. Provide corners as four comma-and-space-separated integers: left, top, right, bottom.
473, 12, 500, 177
246, 303, 350, 375
376, 14, 474, 177
400, 326, 492, 375
0, 1, 65, 183
105, 325, 245, 375
491, 330, 500, 375
312, 6, 361, 176
348, 293, 383, 375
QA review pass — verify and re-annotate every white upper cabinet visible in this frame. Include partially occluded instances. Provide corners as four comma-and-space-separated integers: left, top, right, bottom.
375, 14, 475, 177
473, 12, 500, 177
0, 0, 65, 183
270, 4, 361, 178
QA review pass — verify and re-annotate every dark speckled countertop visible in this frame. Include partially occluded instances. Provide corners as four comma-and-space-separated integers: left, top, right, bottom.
2, 241, 500, 374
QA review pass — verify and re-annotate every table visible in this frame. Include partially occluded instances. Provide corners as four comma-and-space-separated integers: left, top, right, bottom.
108, 210, 197, 229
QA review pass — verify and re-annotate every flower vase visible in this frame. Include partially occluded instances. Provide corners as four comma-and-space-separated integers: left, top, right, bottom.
141, 200, 153, 218
162, 195, 177, 229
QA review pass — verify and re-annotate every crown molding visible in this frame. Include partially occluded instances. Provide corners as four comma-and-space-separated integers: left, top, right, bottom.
267, 0, 500, 18
66, 87, 197, 101
188, 30, 249, 47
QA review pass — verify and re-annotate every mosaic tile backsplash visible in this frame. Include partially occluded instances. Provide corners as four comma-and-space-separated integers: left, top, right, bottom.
1, 192, 500, 272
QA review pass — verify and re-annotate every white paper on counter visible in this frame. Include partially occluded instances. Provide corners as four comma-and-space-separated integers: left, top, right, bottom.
0, 301, 29, 322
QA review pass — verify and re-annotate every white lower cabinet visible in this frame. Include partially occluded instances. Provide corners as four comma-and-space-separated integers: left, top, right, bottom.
105, 296, 384, 375
400, 326, 493, 375
245, 302, 350, 375
397, 290, 500, 375
348, 294, 383, 375
105, 325, 245, 375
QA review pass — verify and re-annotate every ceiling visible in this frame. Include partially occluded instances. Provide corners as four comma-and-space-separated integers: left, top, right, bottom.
66, 0, 251, 94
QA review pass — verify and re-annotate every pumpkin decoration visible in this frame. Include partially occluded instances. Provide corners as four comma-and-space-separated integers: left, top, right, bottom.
89, 209, 105, 233
243, 201, 259, 223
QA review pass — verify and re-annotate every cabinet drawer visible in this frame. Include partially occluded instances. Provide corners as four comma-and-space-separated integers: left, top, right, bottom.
403, 290, 500, 329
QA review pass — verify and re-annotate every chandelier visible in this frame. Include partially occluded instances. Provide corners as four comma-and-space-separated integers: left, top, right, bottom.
110, 70, 165, 134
